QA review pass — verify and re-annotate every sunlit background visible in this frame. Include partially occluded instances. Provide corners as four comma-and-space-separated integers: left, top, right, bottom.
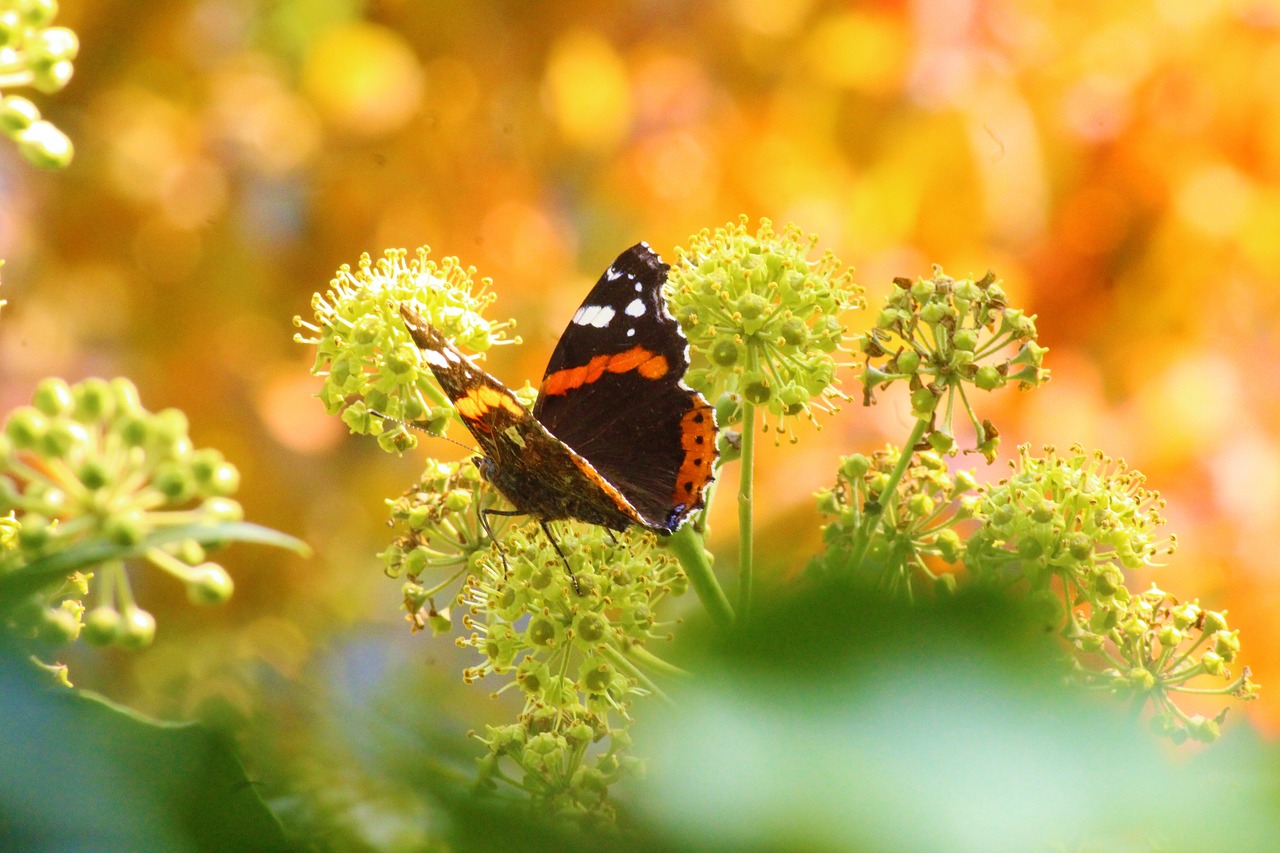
3, 0, 1280, 834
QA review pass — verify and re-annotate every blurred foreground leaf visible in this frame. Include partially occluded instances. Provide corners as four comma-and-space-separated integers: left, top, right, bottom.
627, 584, 1280, 852
0, 641, 296, 851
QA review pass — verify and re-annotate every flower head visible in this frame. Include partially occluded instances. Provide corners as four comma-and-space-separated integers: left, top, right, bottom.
810, 447, 976, 593
294, 247, 516, 453
860, 267, 1048, 460
966, 444, 1175, 604
1, 377, 243, 649
668, 217, 862, 442
459, 521, 684, 811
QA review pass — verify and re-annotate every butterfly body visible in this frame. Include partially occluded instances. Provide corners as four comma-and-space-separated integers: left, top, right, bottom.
400, 243, 716, 547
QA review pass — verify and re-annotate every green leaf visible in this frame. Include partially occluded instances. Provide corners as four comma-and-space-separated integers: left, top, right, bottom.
0, 522, 310, 608
0, 644, 298, 851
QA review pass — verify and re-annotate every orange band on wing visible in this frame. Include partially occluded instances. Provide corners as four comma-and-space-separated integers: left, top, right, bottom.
457, 387, 524, 420
673, 402, 716, 506
542, 346, 670, 396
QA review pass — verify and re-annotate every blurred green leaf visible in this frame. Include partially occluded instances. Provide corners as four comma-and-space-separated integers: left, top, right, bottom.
627, 583, 1280, 852
0, 522, 309, 607
0, 641, 298, 851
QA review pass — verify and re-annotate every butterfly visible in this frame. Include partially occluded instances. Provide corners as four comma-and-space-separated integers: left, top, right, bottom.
400, 243, 717, 592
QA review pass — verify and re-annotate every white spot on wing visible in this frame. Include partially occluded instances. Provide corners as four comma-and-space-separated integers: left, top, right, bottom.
627, 327, 635, 337
573, 304, 615, 328
634, 282, 643, 292
606, 267, 623, 281
625, 297, 646, 317
423, 349, 450, 368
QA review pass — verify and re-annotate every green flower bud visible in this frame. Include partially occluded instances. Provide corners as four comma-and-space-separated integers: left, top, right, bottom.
1127, 667, 1155, 691
974, 365, 1003, 391
952, 329, 979, 352
31, 26, 79, 62
895, 349, 921, 375
778, 316, 808, 347
909, 277, 935, 302
186, 563, 234, 605
710, 336, 740, 367
105, 508, 148, 546
81, 607, 122, 646
15, 120, 73, 168
840, 454, 870, 480
910, 386, 938, 419
6, 407, 47, 448
23, 0, 60, 27
1202, 611, 1228, 633
1201, 650, 1224, 676
117, 608, 157, 649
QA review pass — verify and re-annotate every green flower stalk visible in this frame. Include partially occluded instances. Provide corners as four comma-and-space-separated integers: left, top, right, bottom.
460, 522, 685, 814
810, 448, 976, 597
293, 247, 517, 453
1, 377, 244, 649
668, 217, 861, 618
0, 0, 77, 169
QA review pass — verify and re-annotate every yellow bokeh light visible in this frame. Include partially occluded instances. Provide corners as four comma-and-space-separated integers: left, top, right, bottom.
543, 29, 632, 151
300, 22, 423, 138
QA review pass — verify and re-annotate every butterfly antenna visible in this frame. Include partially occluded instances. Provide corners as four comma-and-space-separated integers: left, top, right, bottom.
368, 408, 476, 454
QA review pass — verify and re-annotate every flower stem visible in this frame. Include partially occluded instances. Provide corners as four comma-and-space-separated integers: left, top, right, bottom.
667, 524, 733, 629
845, 417, 929, 572
737, 397, 756, 622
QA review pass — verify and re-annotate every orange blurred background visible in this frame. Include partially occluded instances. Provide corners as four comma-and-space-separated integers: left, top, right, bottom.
2, 0, 1279, 737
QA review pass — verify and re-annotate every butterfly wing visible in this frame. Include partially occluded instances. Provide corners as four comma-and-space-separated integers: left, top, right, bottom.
532, 243, 717, 530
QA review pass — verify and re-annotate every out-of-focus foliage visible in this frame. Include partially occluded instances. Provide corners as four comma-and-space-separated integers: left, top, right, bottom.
3, 0, 1280, 849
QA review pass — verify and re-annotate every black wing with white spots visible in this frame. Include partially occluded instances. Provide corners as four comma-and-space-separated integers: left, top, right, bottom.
532, 243, 716, 530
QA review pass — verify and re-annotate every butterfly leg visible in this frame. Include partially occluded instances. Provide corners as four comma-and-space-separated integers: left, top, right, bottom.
479, 507, 525, 577
538, 520, 582, 596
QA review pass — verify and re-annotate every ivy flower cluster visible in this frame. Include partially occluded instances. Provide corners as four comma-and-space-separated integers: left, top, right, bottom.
1, 378, 242, 649
0, 0, 76, 169
965, 444, 1176, 611
381, 458, 504, 636
461, 524, 685, 814
859, 267, 1048, 460
1074, 585, 1257, 744
667, 217, 862, 441
810, 447, 976, 596
293, 247, 516, 453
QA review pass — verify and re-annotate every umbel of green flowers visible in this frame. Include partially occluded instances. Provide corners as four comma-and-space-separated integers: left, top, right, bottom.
1, 378, 242, 650
293, 247, 517, 453
0, 0, 77, 168
667, 216, 862, 441
859, 266, 1048, 460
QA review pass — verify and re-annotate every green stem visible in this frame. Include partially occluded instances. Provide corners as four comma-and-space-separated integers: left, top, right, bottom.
737, 398, 757, 622
667, 524, 733, 629
844, 417, 930, 573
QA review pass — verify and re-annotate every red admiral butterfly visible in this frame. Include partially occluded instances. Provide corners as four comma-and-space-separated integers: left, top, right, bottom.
400, 243, 717, 591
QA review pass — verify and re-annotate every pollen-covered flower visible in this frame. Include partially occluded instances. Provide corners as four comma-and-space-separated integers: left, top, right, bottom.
459, 522, 685, 812
667, 217, 862, 442
810, 447, 976, 594
1, 377, 243, 649
860, 267, 1048, 460
965, 444, 1175, 612
293, 247, 516, 452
